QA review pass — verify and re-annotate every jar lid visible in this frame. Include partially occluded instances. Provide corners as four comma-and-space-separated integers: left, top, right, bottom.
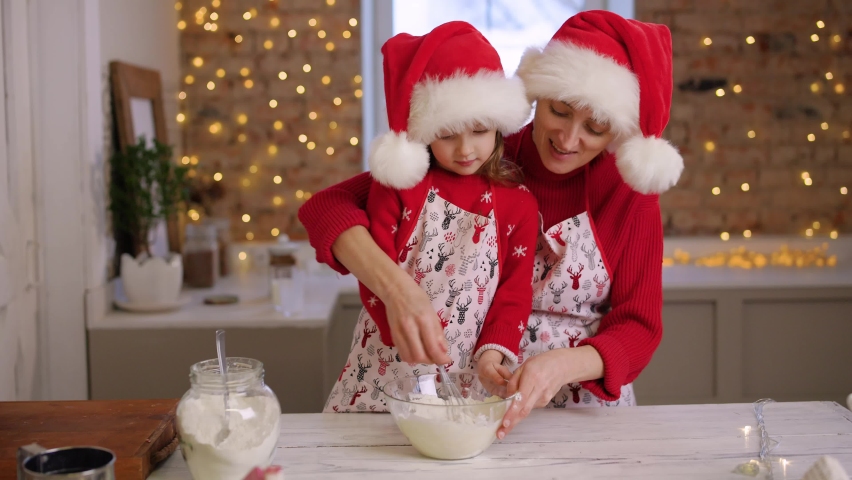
268, 234, 300, 255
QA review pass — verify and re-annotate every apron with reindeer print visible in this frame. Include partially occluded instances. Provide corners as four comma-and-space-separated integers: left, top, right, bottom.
512, 209, 636, 408
324, 187, 501, 412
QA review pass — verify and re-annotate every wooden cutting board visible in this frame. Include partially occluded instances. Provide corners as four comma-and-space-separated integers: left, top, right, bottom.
0, 399, 179, 480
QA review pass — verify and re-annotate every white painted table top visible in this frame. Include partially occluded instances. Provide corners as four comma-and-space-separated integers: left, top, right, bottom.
149, 401, 852, 479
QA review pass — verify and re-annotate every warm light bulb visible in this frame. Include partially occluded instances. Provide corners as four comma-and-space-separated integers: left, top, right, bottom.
746, 36, 755, 44
802, 171, 810, 179
841, 187, 848, 195
741, 183, 750, 192
216, 68, 225, 78
238, 133, 247, 143
181, 156, 191, 165
211, 0, 219, 7
273, 175, 282, 184
270, 17, 280, 27
326, 42, 335, 51
318, 30, 327, 38
743, 230, 752, 238
307, 142, 316, 150
833, 34, 841, 43
241, 178, 250, 187
246, 232, 254, 240
190, 156, 199, 165
830, 231, 839, 239
806, 228, 814, 237
747, 130, 756, 138
354, 75, 362, 84
269, 99, 278, 108
296, 190, 305, 199
237, 113, 248, 124
238, 251, 247, 261
176, 113, 186, 123
249, 165, 258, 173
303, 64, 312, 72
308, 18, 317, 26
235, 35, 243, 43
716, 88, 725, 97
808, 133, 816, 142
288, 29, 297, 38
278, 71, 288, 80
712, 187, 721, 195
274, 120, 283, 130
703, 37, 712, 46
343, 30, 351, 39
299, 134, 307, 143
733, 84, 742, 93
349, 18, 358, 27
322, 75, 331, 85
721, 232, 730, 241
811, 82, 821, 93
327, 0, 335, 4
213, 172, 223, 181
326, 147, 335, 155
268, 145, 278, 155
243, 11, 252, 20
242, 214, 251, 223
185, 75, 195, 84
816, 20, 825, 28
244, 79, 254, 89
210, 12, 218, 21
826, 72, 834, 80
821, 122, 829, 130
705, 141, 716, 152
207, 81, 215, 90
240, 67, 250, 77
177, 20, 187, 30
811, 34, 819, 42
188, 209, 200, 221
804, 177, 813, 186
271, 228, 280, 237
273, 196, 283, 206
209, 122, 222, 134
308, 111, 317, 120
175, 2, 182, 10
264, 40, 274, 50
329, 121, 338, 130
835, 84, 845, 94
813, 221, 821, 229
296, 85, 305, 94
350, 137, 359, 146
333, 97, 342, 105
354, 89, 363, 98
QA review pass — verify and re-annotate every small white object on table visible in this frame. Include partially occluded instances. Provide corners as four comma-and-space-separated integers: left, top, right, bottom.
150, 401, 852, 479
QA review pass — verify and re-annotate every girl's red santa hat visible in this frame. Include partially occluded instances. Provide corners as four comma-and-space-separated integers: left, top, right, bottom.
370, 21, 531, 189
517, 10, 683, 194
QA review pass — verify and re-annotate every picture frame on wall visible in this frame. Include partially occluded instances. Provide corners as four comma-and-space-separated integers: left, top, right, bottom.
109, 60, 181, 257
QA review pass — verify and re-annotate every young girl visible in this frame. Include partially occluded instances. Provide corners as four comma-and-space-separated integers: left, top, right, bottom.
323, 21, 538, 412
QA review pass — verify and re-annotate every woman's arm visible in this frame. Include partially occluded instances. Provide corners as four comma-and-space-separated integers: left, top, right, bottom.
297, 172, 372, 274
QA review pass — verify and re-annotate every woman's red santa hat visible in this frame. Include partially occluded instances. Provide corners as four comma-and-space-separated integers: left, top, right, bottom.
517, 10, 683, 194
370, 21, 531, 189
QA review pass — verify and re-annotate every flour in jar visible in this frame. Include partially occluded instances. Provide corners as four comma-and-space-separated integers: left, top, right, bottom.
393, 394, 507, 460
177, 394, 280, 480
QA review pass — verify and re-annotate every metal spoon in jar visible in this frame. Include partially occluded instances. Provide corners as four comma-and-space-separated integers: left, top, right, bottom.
214, 329, 231, 445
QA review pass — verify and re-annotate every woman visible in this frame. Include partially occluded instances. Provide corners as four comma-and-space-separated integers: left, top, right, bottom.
298, 10, 683, 437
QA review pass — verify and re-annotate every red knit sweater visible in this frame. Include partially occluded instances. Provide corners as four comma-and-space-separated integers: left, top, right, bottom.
361, 167, 539, 358
298, 123, 664, 400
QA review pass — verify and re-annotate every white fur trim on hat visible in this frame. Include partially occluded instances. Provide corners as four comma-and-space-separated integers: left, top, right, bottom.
517, 42, 639, 139
615, 136, 683, 194
407, 71, 531, 144
368, 130, 431, 189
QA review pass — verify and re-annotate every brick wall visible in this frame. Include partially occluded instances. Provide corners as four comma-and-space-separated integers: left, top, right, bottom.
179, 0, 362, 241
637, 0, 851, 237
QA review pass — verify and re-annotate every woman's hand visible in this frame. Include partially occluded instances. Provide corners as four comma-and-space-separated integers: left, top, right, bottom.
475, 350, 512, 397
497, 346, 604, 439
382, 277, 450, 365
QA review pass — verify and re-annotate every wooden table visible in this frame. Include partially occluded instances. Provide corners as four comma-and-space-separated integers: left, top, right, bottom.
150, 401, 852, 479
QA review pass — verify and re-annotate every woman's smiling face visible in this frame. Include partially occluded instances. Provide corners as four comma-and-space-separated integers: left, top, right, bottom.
532, 99, 615, 175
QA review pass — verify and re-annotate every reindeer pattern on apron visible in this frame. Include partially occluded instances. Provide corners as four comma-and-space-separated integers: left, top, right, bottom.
512, 211, 636, 408
324, 189, 501, 412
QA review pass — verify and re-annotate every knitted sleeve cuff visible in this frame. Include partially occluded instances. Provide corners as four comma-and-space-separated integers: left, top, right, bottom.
577, 334, 629, 401
298, 200, 370, 275
473, 343, 518, 366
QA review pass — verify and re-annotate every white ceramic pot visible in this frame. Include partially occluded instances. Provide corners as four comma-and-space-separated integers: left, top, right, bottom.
120, 253, 183, 305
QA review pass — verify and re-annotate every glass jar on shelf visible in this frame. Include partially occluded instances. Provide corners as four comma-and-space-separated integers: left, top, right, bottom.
184, 223, 219, 288
268, 235, 305, 316
176, 357, 281, 480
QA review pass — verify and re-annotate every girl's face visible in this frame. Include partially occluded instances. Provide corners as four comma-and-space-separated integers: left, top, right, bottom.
532, 100, 615, 175
429, 126, 497, 176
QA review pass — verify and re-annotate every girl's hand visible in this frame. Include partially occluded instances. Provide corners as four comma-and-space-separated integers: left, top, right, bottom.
475, 349, 512, 397
382, 277, 450, 365
496, 346, 604, 439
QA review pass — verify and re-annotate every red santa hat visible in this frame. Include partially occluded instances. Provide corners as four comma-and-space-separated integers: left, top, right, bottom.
516, 10, 683, 194
370, 21, 531, 189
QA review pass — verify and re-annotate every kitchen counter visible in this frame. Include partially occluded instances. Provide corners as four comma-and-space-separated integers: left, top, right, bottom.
149, 401, 852, 479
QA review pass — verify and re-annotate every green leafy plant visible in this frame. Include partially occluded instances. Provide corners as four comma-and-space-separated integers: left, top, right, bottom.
109, 137, 190, 257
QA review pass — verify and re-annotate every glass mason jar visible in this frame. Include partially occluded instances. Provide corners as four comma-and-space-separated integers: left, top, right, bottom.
176, 358, 281, 480
184, 223, 219, 288
268, 236, 305, 316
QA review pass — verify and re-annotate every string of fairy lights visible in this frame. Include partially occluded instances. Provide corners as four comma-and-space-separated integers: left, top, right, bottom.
697, 19, 848, 243
174, 0, 362, 241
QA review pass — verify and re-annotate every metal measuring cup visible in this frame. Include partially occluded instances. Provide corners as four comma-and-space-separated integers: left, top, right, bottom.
17, 443, 115, 479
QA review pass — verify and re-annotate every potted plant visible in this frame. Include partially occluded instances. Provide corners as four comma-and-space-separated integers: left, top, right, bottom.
109, 137, 190, 305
